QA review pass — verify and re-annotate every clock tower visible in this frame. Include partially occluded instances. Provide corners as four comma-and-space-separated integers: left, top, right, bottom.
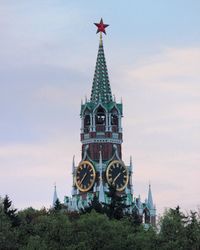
64, 19, 156, 226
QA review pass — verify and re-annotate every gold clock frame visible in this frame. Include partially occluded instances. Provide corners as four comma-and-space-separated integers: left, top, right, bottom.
75, 161, 96, 192
106, 160, 129, 192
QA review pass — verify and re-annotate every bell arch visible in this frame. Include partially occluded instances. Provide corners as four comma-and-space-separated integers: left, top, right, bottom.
95, 105, 106, 132
83, 109, 91, 133
111, 107, 119, 132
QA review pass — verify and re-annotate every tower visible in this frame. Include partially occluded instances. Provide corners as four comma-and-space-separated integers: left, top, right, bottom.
64, 19, 156, 226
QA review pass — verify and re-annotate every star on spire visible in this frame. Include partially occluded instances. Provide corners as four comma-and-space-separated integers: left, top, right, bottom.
94, 18, 109, 34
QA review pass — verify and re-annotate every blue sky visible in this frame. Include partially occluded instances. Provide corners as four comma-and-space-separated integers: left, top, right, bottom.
0, 0, 200, 214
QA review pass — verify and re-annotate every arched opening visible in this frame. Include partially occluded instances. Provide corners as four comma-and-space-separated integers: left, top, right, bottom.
132, 207, 142, 225
95, 106, 106, 132
111, 108, 119, 132
143, 208, 150, 224
84, 114, 90, 133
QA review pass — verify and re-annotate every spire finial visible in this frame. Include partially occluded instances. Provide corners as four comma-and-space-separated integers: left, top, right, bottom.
94, 18, 109, 35
100, 32, 103, 46
91, 19, 112, 104
94, 18, 109, 46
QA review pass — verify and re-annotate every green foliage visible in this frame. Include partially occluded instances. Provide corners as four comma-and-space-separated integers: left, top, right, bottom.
103, 184, 129, 220
0, 196, 200, 250
158, 206, 186, 249
53, 198, 62, 211
81, 194, 103, 214
0, 206, 18, 249
3, 195, 20, 227
185, 211, 200, 250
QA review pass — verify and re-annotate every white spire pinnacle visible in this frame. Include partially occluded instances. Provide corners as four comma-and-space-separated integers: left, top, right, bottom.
130, 156, 133, 172
72, 155, 75, 173
53, 184, 58, 206
148, 183, 154, 209
71, 155, 77, 196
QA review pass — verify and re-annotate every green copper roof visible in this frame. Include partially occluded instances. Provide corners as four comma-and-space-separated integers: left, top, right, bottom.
80, 101, 122, 116
90, 39, 112, 104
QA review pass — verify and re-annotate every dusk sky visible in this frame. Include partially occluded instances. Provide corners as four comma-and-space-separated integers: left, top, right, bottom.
0, 1, 200, 215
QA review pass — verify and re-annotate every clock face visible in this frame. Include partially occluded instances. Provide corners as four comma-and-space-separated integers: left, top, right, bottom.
106, 160, 129, 191
75, 161, 96, 192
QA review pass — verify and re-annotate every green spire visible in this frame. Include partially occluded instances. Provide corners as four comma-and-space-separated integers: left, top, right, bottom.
90, 36, 113, 104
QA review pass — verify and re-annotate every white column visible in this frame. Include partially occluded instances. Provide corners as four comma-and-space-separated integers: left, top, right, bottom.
81, 116, 84, 133
89, 113, 93, 132
105, 112, 109, 131
118, 114, 122, 132
92, 113, 96, 132
108, 113, 112, 131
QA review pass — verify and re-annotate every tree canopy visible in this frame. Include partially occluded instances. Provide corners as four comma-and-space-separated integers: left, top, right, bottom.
0, 195, 199, 250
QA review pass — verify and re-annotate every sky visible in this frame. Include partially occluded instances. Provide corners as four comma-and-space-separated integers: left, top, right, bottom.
0, 0, 200, 215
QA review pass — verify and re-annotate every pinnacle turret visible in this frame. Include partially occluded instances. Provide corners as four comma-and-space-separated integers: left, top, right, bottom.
147, 184, 154, 209
90, 35, 112, 104
53, 184, 58, 206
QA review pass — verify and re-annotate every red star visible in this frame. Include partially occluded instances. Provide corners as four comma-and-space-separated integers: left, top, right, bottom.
94, 18, 109, 35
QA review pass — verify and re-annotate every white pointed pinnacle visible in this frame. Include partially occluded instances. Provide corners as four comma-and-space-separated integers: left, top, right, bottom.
72, 155, 75, 173
147, 182, 154, 210
130, 156, 133, 171
53, 183, 58, 206
130, 155, 132, 164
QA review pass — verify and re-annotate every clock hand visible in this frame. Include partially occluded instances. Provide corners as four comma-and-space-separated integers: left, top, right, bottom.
113, 173, 121, 185
80, 173, 87, 184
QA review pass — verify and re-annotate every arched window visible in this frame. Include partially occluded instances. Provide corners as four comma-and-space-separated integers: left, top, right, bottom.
111, 108, 119, 132
111, 114, 118, 126
84, 114, 90, 133
95, 106, 105, 125
143, 208, 150, 224
95, 106, 106, 132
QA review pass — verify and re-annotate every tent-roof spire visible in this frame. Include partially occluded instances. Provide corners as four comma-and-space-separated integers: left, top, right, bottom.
147, 183, 154, 209
90, 19, 112, 104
